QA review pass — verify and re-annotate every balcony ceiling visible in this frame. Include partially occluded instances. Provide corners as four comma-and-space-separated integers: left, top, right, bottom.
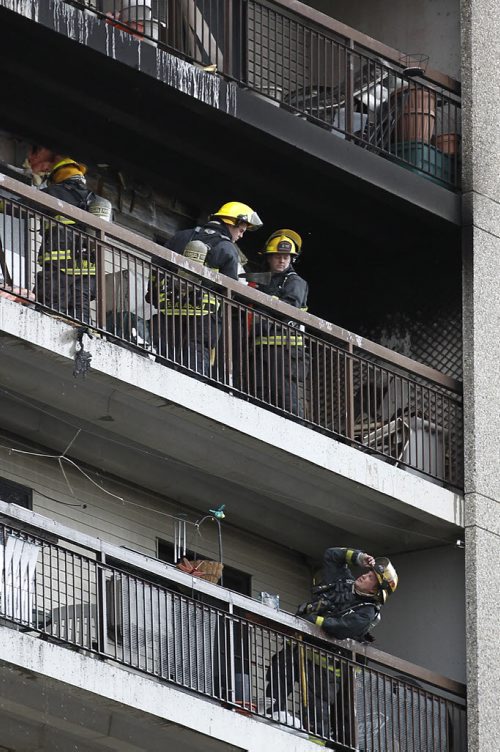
0, 319, 462, 560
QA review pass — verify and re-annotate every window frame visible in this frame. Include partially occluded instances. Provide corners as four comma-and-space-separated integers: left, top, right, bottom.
0, 476, 33, 509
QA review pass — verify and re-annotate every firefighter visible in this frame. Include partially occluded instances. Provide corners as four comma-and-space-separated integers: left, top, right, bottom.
34, 155, 99, 324
267, 548, 398, 741
252, 230, 308, 417
298, 547, 398, 640
148, 201, 262, 374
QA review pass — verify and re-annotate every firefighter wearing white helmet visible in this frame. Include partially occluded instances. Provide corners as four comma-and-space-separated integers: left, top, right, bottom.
148, 201, 262, 373
252, 229, 308, 417
31, 150, 111, 325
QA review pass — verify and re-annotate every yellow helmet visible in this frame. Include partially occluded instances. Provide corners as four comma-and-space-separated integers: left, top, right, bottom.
372, 557, 398, 604
49, 157, 87, 183
260, 228, 302, 257
211, 201, 263, 231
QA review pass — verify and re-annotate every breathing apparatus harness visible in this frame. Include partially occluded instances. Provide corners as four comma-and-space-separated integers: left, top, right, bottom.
297, 580, 381, 641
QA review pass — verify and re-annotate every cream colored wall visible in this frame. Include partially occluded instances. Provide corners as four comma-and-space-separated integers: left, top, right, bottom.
0, 432, 311, 614
306, 0, 461, 80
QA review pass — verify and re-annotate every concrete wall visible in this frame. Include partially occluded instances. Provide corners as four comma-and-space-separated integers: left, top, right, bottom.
306, 0, 461, 79
461, 1, 500, 748
376, 546, 466, 682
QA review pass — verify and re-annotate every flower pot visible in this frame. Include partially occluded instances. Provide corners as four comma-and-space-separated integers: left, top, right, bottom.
397, 88, 436, 143
434, 133, 459, 155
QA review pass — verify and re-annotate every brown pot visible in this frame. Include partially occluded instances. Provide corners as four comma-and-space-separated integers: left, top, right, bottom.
397, 88, 437, 143
434, 133, 459, 155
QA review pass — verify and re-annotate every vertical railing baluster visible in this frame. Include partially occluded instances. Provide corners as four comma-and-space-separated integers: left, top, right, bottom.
345, 344, 355, 440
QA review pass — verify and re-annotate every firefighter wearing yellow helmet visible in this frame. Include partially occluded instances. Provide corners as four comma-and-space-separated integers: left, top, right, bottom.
32, 150, 106, 325
252, 229, 308, 417
210, 201, 263, 232
147, 201, 262, 373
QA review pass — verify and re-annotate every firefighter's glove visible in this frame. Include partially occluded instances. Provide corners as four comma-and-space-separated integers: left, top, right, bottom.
303, 614, 325, 627
296, 601, 313, 617
297, 597, 329, 617
361, 632, 375, 643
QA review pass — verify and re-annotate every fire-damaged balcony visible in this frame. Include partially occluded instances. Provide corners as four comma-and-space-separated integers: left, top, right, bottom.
0, 504, 467, 750
63, 0, 462, 190
0, 175, 463, 489
0, 0, 461, 235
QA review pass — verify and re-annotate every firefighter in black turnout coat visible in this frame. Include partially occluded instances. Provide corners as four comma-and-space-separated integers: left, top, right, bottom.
148, 201, 262, 373
36, 157, 100, 324
253, 229, 308, 416
266, 548, 398, 741
299, 547, 398, 638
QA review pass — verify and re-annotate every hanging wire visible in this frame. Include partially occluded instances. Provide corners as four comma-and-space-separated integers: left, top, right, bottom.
0, 438, 202, 527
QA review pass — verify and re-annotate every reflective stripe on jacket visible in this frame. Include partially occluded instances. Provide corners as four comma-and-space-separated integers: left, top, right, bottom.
38, 250, 96, 275
164, 293, 220, 316
254, 334, 304, 346
150, 271, 219, 316
40, 180, 96, 275
253, 266, 308, 348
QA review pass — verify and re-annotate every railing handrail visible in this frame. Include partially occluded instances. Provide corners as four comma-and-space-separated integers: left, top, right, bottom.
0, 173, 462, 395
0, 499, 466, 698
267, 0, 461, 95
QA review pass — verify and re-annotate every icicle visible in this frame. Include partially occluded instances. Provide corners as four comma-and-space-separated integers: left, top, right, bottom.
155, 48, 222, 109
9, 0, 231, 115
225, 81, 238, 116
3, 0, 39, 21
52, 0, 77, 41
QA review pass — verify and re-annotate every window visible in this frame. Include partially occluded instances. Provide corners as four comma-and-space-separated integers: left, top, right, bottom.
0, 477, 32, 509
157, 539, 252, 596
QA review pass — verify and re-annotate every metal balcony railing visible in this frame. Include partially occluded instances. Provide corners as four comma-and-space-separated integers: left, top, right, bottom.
0, 507, 467, 750
0, 175, 464, 487
68, 1, 461, 188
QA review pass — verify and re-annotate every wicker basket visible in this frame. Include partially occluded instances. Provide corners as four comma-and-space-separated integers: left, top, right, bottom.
176, 558, 224, 584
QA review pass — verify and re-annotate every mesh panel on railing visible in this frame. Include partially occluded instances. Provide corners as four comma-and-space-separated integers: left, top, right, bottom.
245, 1, 460, 187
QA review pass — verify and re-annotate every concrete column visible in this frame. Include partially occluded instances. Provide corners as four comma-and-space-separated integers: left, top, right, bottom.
461, 1, 500, 750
